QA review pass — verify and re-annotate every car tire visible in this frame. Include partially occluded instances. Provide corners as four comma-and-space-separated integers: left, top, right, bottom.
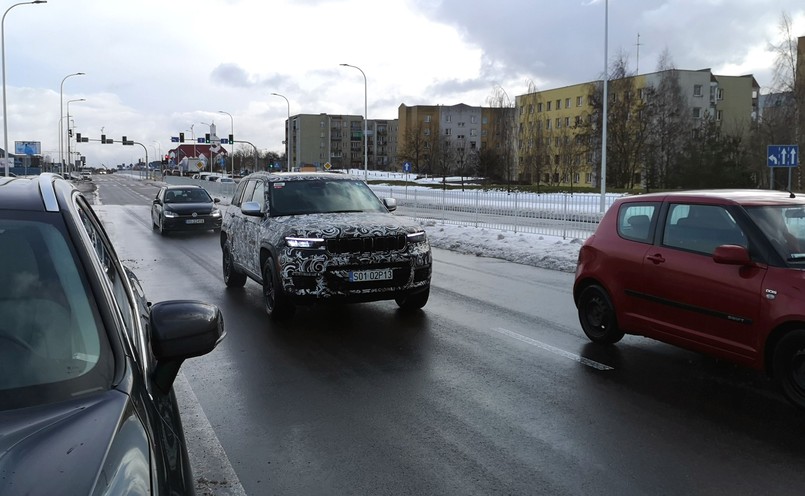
773, 330, 805, 410
222, 244, 247, 288
262, 258, 294, 320
578, 284, 624, 344
158, 215, 167, 236
396, 287, 429, 311
152, 211, 158, 230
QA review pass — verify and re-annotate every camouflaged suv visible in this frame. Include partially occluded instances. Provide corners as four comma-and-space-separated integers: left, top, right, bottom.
220, 172, 432, 319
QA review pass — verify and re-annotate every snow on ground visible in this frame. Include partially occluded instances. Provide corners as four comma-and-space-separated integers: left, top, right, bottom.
416, 219, 584, 273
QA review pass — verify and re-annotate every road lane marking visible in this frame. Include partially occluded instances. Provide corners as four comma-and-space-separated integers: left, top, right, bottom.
492, 327, 614, 371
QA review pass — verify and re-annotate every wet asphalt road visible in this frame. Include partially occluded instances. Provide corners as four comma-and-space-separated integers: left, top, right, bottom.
86, 174, 805, 496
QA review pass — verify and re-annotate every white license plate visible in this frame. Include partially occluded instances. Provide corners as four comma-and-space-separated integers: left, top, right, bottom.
186, 219, 204, 224
349, 268, 393, 282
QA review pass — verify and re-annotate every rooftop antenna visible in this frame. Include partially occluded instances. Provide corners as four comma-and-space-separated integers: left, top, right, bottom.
636, 33, 643, 74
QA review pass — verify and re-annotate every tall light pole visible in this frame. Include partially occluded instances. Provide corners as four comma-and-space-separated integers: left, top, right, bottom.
270, 93, 290, 172
65, 98, 85, 177
59, 72, 84, 176
2, 0, 47, 177
339, 64, 368, 181
218, 110, 235, 176
600, 0, 609, 212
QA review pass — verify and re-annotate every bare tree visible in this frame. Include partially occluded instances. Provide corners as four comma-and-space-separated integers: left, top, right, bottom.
485, 85, 517, 189
398, 122, 429, 175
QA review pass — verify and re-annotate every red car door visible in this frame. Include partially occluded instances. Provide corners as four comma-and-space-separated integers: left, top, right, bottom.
634, 203, 765, 363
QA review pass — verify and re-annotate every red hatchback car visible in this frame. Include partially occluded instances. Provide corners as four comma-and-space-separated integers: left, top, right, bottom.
574, 189, 805, 409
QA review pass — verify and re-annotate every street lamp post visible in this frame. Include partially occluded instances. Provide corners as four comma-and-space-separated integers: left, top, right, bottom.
600, 0, 609, 212
2, 0, 47, 176
59, 72, 84, 177
270, 94, 290, 172
65, 98, 85, 178
218, 110, 235, 177
339, 64, 368, 181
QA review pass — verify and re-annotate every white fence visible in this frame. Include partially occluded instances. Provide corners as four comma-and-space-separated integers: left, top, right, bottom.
369, 186, 620, 240
164, 175, 621, 240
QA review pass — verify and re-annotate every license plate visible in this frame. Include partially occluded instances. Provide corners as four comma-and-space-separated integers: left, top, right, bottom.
349, 268, 393, 282
186, 219, 204, 224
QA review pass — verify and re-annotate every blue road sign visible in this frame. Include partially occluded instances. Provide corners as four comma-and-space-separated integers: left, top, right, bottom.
767, 145, 799, 167
403, 161, 412, 173
170, 136, 179, 143
221, 138, 229, 144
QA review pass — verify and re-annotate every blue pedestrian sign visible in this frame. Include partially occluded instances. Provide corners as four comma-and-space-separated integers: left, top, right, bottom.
767, 145, 799, 167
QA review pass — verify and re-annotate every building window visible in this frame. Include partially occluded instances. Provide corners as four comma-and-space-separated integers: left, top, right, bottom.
470, 129, 477, 136
537, 102, 543, 112
546, 101, 552, 111
445, 115, 452, 122
717, 88, 724, 100
546, 119, 552, 130
565, 117, 570, 127
555, 118, 561, 129
716, 110, 723, 121
424, 128, 431, 136
471, 115, 477, 123
424, 115, 431, 123
693, 84, 703, 97
556, 99, 561, 109
692, 107, 702, 118
565, 98, 571, 108
576, 96, 583, 106
445, 128, 452, 135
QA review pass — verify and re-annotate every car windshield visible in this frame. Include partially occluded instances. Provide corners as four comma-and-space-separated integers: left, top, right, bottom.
746, 205, 805, 262
166, 188, 212, 203
0, 217, 114, 410
269, 179, 387, 216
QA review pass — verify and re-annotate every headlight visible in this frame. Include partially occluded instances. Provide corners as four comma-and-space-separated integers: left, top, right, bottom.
211, 207, 221, 218
285, 237, 326, 249
407, 231, 427, 244
164, 209, 179, 218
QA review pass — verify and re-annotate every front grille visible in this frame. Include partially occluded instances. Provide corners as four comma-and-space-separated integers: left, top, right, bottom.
326, 234, 406, 254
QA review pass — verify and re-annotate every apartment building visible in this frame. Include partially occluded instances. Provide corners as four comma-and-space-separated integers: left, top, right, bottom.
515, 68, 759, 188
283, 114, 397, 171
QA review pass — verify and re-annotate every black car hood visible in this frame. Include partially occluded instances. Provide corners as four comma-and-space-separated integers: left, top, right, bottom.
0, 390, 149, 495
276, 212, 419, 238
165, 201, 216, 215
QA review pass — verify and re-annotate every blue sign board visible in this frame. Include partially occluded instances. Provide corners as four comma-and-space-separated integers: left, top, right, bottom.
403, 161, 412, 173
170, 136, 179, 142
767, 145, 799, 167
221, 138, 229, 144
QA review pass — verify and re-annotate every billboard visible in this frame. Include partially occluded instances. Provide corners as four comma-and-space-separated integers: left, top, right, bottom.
15, 141, 41, 155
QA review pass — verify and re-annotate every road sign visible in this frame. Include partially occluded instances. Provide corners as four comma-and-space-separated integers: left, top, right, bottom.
324, 162, 331, 170
767, 145, 799, 167
221, 138, 229, 144
403, 161, 412, 173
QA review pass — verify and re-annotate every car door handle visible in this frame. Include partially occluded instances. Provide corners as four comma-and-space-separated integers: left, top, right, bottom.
646, 253, 665, 264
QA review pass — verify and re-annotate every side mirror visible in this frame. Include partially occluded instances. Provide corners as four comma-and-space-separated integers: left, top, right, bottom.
150, 300, 225, 394
241, 200, 264, 217
713, 244, 753, 266
383, 198, 397, 212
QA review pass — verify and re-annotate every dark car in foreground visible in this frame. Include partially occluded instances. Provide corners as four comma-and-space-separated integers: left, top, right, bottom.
220, 172, 432, 319
0, 174, 225, 494
151, 184, 222, 234
573, 189, 805, 409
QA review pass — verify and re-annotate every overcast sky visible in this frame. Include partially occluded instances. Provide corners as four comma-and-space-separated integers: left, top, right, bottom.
4, 0, 804, 167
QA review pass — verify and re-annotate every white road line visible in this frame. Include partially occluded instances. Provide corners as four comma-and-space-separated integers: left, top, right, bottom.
174, 372, 247, 495
493, 327, 614, 371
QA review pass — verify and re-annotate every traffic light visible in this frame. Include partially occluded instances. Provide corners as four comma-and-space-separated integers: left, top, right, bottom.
101, 134, 106, 143
75, 133, 81, 142
205, 133, 210, 144
179, 132, 185, 143
68, 129, 73, 137
229, 134, 234, 143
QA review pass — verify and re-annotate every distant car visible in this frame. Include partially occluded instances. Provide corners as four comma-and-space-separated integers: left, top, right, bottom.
151, 185, 222, 235
220, 172, 432, 319
573, 189, 805, 409
0, 173, 225, 494
215, 177, 235, 184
